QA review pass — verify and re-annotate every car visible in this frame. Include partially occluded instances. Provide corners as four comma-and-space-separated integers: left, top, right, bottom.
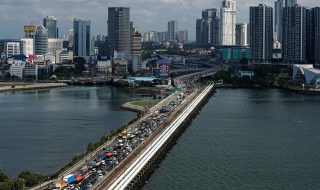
98, 174, 103, 178
97, 170, 102, 174
87, 183, 92, 188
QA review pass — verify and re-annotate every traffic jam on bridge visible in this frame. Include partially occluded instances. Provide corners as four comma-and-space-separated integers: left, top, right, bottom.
52, 69, 219, 190
52, 76, 201, 190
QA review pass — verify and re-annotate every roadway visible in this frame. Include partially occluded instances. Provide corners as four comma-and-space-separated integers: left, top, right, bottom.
95, 85, 214, 190
33, 67, 220, 190
92, 69, 219, 190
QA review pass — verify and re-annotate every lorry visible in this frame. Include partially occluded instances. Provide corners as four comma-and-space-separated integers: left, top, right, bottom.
55, 179, 67, 189
63, 174, 76, 184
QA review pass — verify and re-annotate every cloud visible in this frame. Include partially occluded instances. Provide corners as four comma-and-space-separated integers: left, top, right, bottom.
0, 0, 316, 40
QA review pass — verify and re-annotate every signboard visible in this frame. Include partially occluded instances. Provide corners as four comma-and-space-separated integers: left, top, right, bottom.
157, 59, 171, 77
160, 64, 169, 77
24, 25, 37, 31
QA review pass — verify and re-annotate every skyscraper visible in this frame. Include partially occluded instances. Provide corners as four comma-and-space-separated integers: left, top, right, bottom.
196, 8, 220, 47
178, 30, 188, 44
220, 0, 236, 45
108, 7, 131, 57
285, 0, 297, 7
283, 5, 307, 64
235, 23, 248, 46
311, 7, 320, 64
132, 32, 142, 72
34, 26, 48, 56
275, 0, 298, 42
68, 29, 74, 48
274, 0, 284, 42
21, 38, 34, 57
156, 32, 167, 43
43, 16, 58, 38
250, 4, 273, 63
168, 21, 178, 42
73, 18, 91, 58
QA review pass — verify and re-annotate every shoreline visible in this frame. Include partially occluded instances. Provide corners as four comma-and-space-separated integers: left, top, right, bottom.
121, 102, 146, 113
121, 100, 162, 113
0, 83, 68, 93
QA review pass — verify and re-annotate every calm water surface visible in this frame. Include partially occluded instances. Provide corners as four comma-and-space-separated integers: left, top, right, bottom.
0, 86, 148, 176
144, 89, 320, 190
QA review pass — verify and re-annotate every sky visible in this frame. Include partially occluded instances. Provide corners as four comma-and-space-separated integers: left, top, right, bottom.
0, 0, 317, 40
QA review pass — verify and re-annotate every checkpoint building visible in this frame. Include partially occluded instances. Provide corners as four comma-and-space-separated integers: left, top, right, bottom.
292, 65, 320, 86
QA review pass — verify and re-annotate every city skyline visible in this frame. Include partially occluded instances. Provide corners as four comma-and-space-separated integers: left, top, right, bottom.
0, 0, 317, 40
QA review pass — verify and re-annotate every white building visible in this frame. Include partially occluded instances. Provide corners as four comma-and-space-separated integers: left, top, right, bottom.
5, 42, 21, 58
60, 51, 73, 64
144, 32, 156, 42
293, 65, 320, 85
21, 38, 34, 57
220, 0, 236, 45
235, 23, 248, 46
47, 39, 63, 56
96, 60, 112, 74
10, 62, 25, 79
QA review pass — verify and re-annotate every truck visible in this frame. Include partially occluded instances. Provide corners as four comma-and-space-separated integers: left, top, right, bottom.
55, 179, 67, 189
63, 174, 76, 184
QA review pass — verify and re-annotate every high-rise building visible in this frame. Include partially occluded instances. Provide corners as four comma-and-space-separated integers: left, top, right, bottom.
235, 23, 248, 46
274, 0, 284, 42
168, 21, 178, 42
73, 18, 91, 58
275, 0, 297, 42
220, 0, 236, 45
68, 29, 74, 48
144, 31, 156, 42
43, 16, 58, 38
34, 26, 48, 56
250, 4, 273, 63
285, 0, 297, 7
178, 30, 188, 44
47, 39, 63, 55
283, 5, 307, 64
5, 42, 21, 58
156, 32, 167, 43
21, 38, 34, 57
310, 7, 320, 64
108, 7, 131, 57
196, 8, 220, 47
132, 32, 142, 72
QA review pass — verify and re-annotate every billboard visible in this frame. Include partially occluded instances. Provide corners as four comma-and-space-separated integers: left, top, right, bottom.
24, 25, 37, 31
157, 59, 171, 77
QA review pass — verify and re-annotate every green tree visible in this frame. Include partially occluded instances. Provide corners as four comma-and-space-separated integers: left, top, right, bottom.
18, 170, 44, 187
141, 50, 153, 60
73, 57, 86, 65
0, 170, 8, 182
87, 143, 95, 152
74, 63, 86, 75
